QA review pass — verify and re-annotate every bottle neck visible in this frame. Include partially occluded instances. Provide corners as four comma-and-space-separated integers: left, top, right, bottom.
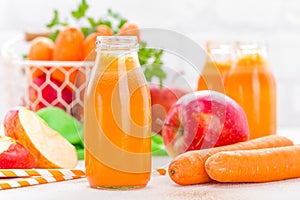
235, 42, 271, 72
95, 36, 140, 72
237, 42, 267, 60
206, 41, 235, 63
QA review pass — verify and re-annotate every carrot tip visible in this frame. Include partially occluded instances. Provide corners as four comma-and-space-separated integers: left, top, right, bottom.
169, 169, 175, 176
156, 168, 167, 176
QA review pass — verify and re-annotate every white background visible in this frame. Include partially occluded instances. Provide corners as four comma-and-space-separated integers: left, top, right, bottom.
0, 0, 300, 128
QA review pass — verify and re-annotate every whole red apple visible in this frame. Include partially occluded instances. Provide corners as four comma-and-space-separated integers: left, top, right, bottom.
29, 75, 73, 111
0, 136, 37, 169
162, 90, 249, 158
150, 85, 187, 135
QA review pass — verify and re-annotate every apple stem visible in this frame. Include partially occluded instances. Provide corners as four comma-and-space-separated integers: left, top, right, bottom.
155, 118, 164, 126
156, 118, 177, 128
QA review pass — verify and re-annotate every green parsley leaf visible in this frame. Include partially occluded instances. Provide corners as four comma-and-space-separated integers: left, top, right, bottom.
48, 29, 60, 42
107, 8, 121, 19
106, 9, 127, 33
46, 10, 60, 28
99, 20, 112, 29
87, 17, 112, 29
117, 19, 127, 29
71, 0, 89, 20
144, 64, 166, 87
81, 27, 96, 38
87, 17, 97, 27
46, 9, 68, 28
138, 42, 166, 87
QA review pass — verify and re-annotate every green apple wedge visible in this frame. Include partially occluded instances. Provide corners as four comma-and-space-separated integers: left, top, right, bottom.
37, 107, 84, 146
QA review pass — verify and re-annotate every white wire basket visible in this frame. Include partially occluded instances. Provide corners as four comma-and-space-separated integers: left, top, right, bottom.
1, 35, 94, 122
1, 34, 199, 124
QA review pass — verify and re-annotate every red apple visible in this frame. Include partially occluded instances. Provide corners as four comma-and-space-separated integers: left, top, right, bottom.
150, 85, 187, 135
162, 90, 249, 158
29, 75, 73, 111
4, 107, 77, 168
0, 136, 37, 169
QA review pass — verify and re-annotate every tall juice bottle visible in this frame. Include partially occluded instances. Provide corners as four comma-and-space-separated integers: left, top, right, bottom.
197, 41, 235, 93
225, 42, 276, 139
84, 36, 151, 189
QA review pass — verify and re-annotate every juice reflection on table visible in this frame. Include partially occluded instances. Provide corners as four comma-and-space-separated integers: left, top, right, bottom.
197, 41, 235, 93
84, 36, 151, 190
225, 42, 276, 139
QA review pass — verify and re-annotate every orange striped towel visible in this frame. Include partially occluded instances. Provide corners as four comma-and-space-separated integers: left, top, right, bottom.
0, 169, 85, 190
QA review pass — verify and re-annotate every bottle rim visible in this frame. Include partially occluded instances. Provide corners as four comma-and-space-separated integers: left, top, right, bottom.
236, 41, 267, 56
206, 41, 236, 55
237, 41, 267, 49
96, 36, 138, 50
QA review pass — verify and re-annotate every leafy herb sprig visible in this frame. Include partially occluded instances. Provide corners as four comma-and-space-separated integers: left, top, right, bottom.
139, 42, 166, 86
71, 0, 89, 20
45, 0, 166, 85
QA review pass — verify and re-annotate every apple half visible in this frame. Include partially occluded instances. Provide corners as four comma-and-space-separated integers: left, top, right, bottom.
4, 107, 77, 168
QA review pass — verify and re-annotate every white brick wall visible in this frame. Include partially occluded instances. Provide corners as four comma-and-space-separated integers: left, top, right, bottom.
1, 0, 300, 127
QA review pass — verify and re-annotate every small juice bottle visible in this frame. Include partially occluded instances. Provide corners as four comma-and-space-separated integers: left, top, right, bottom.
84, 36, 151, 190
225, 42, 276, 139
197, 41, 235, 93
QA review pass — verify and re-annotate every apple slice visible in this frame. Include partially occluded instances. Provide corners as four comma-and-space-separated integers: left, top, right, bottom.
0, 136, 37, 169
4, 107, 77, 168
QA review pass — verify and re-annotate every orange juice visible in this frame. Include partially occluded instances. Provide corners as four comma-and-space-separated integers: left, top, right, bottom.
197, 41, 234, 93
84, 36, 151, 189
197, 61, 232, 92
225, 42, 276, 139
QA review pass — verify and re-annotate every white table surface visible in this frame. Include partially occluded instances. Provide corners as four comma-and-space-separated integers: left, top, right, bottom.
2, 165, 300, 200
1, 127, 300, 200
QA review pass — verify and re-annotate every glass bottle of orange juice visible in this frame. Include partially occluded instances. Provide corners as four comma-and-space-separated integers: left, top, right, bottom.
225, 42, 276, 139
84, 36, 151, 190
197, 41, 235, 93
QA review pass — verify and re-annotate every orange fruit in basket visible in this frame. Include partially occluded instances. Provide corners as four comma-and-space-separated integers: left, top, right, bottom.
28, 36, 54, 60
50, 67, 79, 90
27, 37, 54, 81
117, 22, 140, 42
53, 26, 84, 61
50, 66, 79, 89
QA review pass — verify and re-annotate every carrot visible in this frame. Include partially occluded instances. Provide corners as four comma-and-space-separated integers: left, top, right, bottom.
117, 22, 140, 42
96, 24, 113, 36
82, 32, 99, 61
168, 135, 293, 185
205, 145, 300, 183
156, 168, 167, 176
52, 27, 84, 86
83, 25, 113, 61
53, 26, 84, 61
